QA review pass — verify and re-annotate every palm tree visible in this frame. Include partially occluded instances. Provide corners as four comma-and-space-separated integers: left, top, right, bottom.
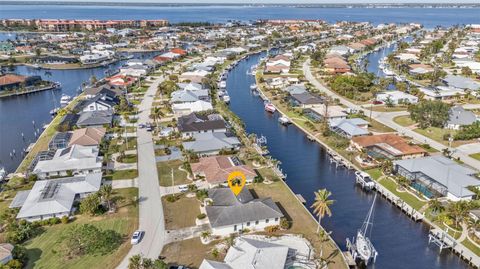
128, 254, 141, 269
99, 184, 113, 211
447, 201, 470, 228
311, 189, 335, 233
428, 198, 444, 214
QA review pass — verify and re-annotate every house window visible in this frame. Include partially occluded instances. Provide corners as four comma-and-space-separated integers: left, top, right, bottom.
275, 218, 279, 222
246, 222, 250, 226
265, 219, 269, 223
255, 220, 259, 225
234, 225, 237, 231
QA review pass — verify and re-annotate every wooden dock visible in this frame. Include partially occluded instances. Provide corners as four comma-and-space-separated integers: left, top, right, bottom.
374, 183, 423, 221
428, 228, 480, 268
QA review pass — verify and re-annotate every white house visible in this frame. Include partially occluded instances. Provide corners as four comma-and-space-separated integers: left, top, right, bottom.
205, 188, 283, 236
32, 145, 102, 179
376, 91, 418, 105
10, 173, 102, 221
172, 100, 213, 117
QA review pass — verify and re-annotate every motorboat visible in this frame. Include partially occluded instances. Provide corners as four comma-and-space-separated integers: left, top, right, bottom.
264, 103, 276, 113
382, 67, 395, 76
278, 116, 291, 125
218, 81, 227, 89
250, 84, 257, 90
60, 94, 72, 106
0, 167, 6, 181
222, 95, 231, 104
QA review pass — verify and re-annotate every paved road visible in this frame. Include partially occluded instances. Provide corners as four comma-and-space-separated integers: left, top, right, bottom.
117, 76, 166, 268
302, 60, 480, 170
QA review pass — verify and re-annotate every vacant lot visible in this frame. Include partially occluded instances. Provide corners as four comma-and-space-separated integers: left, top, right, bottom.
393, 115, 416, 127
161, 238, 223, 268
24, 188, 138, 269
162, 194, 201, 230
157, 160, 191, 187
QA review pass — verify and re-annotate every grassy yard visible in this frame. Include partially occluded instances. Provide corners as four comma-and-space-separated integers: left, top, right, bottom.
24, 188, 138, 269
370, 105, 408, 112
117, 154, 138, 163
157, 160, 191, 187
161, 238, 223, 268
393, 115, 416, 127
469, 153, 480, 161
368, 118, 395, 133
162, 194, 201, 230
462, 238, 480, 256
378, 177, 426, 210
104, 169, 138, 180
414, 127, 468, 147
366, 168, 383, 180
249, 181, 346, 269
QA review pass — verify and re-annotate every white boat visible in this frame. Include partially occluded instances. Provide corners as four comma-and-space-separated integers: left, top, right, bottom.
347, 193, 378, 265
50, 107, 60, 116
218, 81, 227, 89
382, 67, 395, 76
250, 84, 257, 90
60, 94, 72, 106
222, 95, 230, 104
355, 171, 375, 190
278, 116, 291, 125
0, 167, 6, 181
264, 103, 276, 113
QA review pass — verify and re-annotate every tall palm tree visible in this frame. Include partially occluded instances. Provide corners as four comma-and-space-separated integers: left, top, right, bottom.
99, 184, 113, 211
428, 198, 444, 214
311, 189, 335, 233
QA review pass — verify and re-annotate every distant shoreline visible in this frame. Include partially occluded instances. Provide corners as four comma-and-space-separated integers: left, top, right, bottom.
1, 1, 480, 8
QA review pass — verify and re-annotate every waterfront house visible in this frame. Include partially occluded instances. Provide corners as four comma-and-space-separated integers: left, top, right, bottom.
419, 86, 466, 101
48, 132, 72, 150
394, 156, 480, 200
32, 145, 102, 179
0, 244, 13, 265
76, 93, 117, 112
329, 118, 369, 138
84, 84, 125, 99
105, 75, 137, 88
191, 155, 256, 187
199, 237, 290, 269
289, 92, 323, 108
10, 173, 102, 221
205, 188, 283, 236
177, 112, 226, 138
304, 105, 347, 122
119, 64, 150, 77
328, 45, 351, 56
375, 91, 419, 105
172, 100, 213, 117
182, 132, 241, 156
446, 106, 479, 130
170, 88, 210, 104
68, 127, 106, 147
351, 134, 427, 160
283, 84, 308, 95
76, 110, 113, 128
442, 75, 480, 92
0, 74, 42, 91
323, 55, 351, 74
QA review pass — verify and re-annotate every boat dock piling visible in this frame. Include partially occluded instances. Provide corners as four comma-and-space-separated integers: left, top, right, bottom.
374, 184, 423, 221
428, 228, 480, 268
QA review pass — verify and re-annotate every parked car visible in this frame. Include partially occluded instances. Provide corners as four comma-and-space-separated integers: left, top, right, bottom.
146, 124, 152, 131
131, 230, 144, 244
138, 123, 146, 129
178, 185, 189, 193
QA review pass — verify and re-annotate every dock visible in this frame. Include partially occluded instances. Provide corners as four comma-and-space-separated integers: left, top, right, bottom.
374, 183, 423, 221
295, 194, 306, 204
428, 228, 480, 268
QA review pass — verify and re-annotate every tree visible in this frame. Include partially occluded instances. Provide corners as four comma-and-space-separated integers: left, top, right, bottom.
408, 100, 450, 129
461, 66, 472, 76
446, 201, 470, 228
311, 189, 335, 233
99, 184, 113, 212
59, 224, 122, 259
128, 254, 142, 269
79, 193, 101, 216
428, 198, 444, 214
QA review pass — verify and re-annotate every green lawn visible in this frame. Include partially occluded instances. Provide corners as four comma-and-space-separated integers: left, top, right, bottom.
414, 127, 456, 147
393, 115, 416, 127
157, 160, 191, 187
366, 168, 383, 180
104, 169, 138, 180
462, 238, 480, 256
24, 188, 138, 269
469, 153, 480, 161
117, 154, 137, 163
379, 177, 426, 210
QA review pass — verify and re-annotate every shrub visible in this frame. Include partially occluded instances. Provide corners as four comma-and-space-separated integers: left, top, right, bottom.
197, 213, 206, 220
264, 225, 280, 233
49, 217, 60, 225
61, 216, 69, 224
280, 218, 291, 230
165, 195, 178, 203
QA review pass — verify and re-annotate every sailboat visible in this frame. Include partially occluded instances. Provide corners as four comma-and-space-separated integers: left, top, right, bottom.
347, 193, 378, 266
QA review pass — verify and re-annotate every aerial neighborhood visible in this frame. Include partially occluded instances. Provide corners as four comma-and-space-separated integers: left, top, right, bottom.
0, 10, 480, 269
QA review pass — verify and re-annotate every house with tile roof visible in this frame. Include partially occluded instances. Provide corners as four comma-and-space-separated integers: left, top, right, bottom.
68, 127, 106, 147
191, 155, 256, 187
351, 134, 427, 160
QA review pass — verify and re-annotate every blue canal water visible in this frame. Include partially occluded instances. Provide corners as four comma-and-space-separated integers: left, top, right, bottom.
1, 5, 480, 28
0, 51, 158, 172
225, 52, 469, 269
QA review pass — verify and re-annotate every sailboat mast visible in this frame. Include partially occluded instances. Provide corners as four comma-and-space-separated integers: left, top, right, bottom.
361, 193, 377, 237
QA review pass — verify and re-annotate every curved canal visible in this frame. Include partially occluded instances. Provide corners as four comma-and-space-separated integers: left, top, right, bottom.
0, 51, 158, 172
225, 52, 468, 269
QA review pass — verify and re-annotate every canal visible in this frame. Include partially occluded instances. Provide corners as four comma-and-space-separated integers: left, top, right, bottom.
0, 50, 159, 173
225, 51, 469, 269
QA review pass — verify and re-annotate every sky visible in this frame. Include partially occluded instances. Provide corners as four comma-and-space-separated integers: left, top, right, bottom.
3, 0, 478, 3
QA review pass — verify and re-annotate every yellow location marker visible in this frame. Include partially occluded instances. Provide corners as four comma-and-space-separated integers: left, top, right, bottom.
227, 171, 247, 196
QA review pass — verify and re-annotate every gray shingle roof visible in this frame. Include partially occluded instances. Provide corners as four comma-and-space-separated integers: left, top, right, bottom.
206, 188, 283, 228
183, 132, 240, 154
77, 110, 113, 127
447, 106, 478, 126
178, 113, 226, 133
